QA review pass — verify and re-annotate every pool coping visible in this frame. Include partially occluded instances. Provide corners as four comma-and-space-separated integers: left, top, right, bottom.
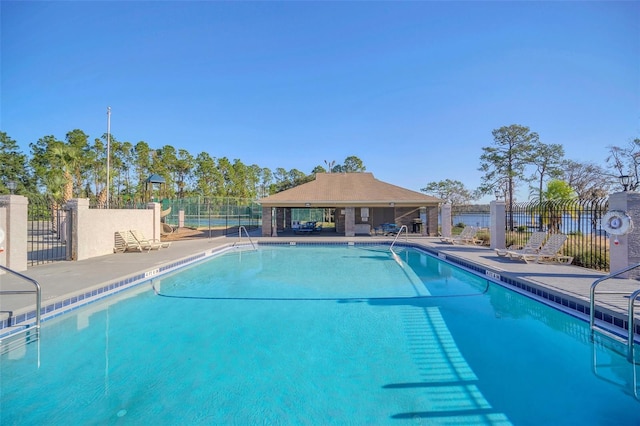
0, 244, 238, 338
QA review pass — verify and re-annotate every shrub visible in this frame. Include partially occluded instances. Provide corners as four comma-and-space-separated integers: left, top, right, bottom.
571, 250, 609, 271
476, 229, 490, 245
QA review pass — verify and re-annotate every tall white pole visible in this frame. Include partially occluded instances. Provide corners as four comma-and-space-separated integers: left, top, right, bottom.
106, 106, 111, 208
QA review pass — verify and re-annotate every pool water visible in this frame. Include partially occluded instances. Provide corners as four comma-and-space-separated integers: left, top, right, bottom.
1, 245, 639, 425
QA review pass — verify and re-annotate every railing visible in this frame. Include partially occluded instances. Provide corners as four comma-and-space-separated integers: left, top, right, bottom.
507, 198, 608, 271
235, 225, 257, 250
389, 225, 409, 251
628, 288, 640, 359
0, 265, 42, 355
590, 262, 640, 361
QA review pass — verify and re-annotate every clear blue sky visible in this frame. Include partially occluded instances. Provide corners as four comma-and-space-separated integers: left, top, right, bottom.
1, 1, 638, 201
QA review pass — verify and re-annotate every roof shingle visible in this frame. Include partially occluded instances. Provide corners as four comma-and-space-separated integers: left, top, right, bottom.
259, 173, 442, 207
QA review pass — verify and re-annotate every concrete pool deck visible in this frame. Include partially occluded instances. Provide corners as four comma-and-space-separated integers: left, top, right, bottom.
2, 233, 639, 343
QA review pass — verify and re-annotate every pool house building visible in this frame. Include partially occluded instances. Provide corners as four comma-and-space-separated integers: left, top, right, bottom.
259, 172, 442, 237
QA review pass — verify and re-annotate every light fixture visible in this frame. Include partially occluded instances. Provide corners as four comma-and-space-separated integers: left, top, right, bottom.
305, 203, 310, 207
389, 202, 395, 207
6, 181, 17, 194
494, 189, 501, 200
620, 175, 631, 191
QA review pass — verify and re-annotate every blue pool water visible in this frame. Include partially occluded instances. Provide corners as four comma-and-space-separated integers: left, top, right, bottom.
1, 245, 639, 424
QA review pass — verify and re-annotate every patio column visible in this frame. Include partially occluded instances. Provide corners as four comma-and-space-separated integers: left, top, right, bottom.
490, 200, 506, 250
272, 208, 279, 236
441, 203, 452, 239
427, 206, 438, 236
420, 207, 427, 236
261, 206, 272, 237
345, 207, 355, 237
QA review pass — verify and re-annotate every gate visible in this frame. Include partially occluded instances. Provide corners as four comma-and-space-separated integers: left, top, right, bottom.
28, 195, 69, 266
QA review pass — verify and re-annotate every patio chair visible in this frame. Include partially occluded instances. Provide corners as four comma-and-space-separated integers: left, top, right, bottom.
440, 226, 481, 245
294, 221, 316, 234
114, 230, 145, 253
503, 233, 572, 264
382, 223, 402, 236
129, 229, 168, 250
495, 231, 547, 257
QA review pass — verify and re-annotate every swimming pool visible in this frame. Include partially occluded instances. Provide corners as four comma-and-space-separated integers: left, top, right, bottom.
1, 244, 639, 424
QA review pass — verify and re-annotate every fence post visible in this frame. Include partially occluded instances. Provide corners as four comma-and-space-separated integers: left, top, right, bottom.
608, 191, 640, 277
490, 200, 506, 250
66, 198, 89, 261
147, 202, 161, 242
178, 210, 185, 229
441, 203, 452, 238
0, 195, 28, 271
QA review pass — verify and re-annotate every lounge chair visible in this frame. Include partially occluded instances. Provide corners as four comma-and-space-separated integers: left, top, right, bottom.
440, 226, 481, 245
495, 231, 547, 257
130, 229, 169, 250
114, 230, 146, 253
503, 233, 572, 264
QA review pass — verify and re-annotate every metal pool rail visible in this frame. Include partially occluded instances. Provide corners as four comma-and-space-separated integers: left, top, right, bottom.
0, 265, 42, 355
590, 262, 640, 361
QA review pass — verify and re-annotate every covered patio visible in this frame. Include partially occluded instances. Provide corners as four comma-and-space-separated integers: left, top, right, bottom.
259, 173, 442, 237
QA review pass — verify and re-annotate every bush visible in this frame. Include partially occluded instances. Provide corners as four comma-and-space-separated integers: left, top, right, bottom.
476, 229, 490, 245
571, 250, 609, 271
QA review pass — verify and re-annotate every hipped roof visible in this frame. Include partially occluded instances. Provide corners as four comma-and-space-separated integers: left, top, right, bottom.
259, 173, 442, 207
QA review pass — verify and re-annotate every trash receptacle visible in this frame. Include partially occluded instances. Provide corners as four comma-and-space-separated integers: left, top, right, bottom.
412, 219, 422, 233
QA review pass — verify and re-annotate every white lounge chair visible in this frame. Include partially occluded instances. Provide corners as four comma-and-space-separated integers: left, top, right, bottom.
503, 233, 572, 264
495, 231, 547, 257
130, 229, 170, 250
114, 230, 147, 253
440, 226, 481, 245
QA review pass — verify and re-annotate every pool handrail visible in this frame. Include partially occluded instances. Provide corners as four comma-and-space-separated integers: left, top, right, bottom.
590, 261, 640, 361
236, 225, 256, 250
0, 264, 41, 354
389, 225, 409, 251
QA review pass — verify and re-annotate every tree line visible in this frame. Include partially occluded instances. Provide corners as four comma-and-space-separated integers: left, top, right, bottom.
1, 124, 635, 207
421, 124, 632, 208
0, 130, 366, 205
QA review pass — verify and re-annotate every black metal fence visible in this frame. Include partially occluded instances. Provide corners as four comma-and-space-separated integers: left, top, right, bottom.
27, 195, 69, 266
506, 198, 609, 271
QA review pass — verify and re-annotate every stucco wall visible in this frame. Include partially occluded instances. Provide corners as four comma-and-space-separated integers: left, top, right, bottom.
69, 199, 160, 261
0, 195, 28, 271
